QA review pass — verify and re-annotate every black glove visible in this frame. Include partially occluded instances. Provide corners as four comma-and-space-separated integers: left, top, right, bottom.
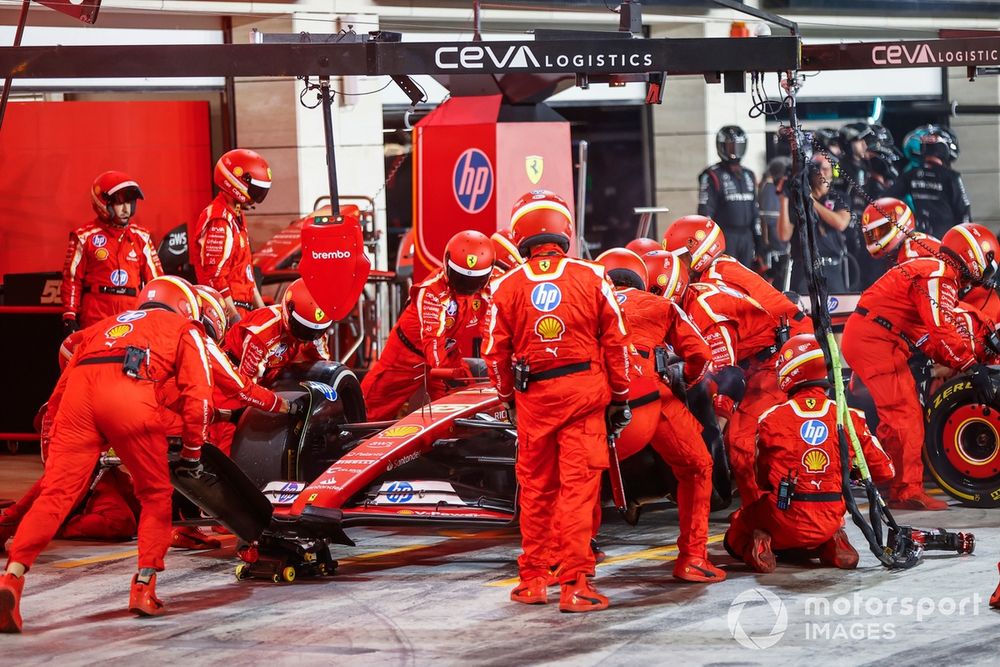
287, 395, 309, 417
712, 365, 748, 404
968, 364, 997, 406
606, 401, 633, 436
171, 456, 204, 479
227, 407, 247, 424
62, 315, 79, 338
663, 361, 686, 400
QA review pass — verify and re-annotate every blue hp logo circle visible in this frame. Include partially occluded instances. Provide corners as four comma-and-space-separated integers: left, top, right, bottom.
530, 282, 562, 312
453, 148, 494, 214
800, 419, 829, 446
386, 481, 414, 503
110, 269, 129, 287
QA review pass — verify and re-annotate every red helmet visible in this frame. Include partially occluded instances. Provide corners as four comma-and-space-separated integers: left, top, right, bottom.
775, 334, 828, 393
491, 228, 524, 273
625, 237, 662, 257
509, 190, 574, 255
281, 278, 334, 341
941, 223, 1000, 284
137, 276, 200, 320
662, 215, 725, 274
643, 250, 688, 302
862, 198, 914, 259
215, 148, 272, 206
900, 231, 941, 261
595, 248, 648, 291
91, 171, 143, 224
444, 230, 495, 295
194, 284, 228, 342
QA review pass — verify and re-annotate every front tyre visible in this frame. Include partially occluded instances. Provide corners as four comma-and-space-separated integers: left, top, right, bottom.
924, 374, 1000, 507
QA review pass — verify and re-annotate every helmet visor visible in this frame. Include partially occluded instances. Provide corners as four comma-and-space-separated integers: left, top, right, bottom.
244, 175, 271, 204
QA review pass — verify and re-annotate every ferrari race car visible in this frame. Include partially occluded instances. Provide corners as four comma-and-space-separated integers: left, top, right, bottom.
171, 360, 732, 583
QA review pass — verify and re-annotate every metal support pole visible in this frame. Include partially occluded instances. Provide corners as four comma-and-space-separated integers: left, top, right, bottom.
0, 0, 31, 135
473, 0, 482, 41
576, 140, 590, 259
319, 76, 340, 217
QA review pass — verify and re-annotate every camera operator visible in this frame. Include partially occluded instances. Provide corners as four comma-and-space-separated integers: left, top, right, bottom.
777, 154, 851, 293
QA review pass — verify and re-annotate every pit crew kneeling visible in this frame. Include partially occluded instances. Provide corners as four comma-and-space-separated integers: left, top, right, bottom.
485, 190, 631, 613
724, 334, 894, 573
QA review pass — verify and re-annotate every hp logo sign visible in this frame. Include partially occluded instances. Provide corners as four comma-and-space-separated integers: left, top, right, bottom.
453, 148, 493, 214
530, 283, 562, 312
799, 419, 829, 446
386, 481, 415, 503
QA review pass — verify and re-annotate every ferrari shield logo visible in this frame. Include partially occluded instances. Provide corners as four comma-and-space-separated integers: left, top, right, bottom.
539, 259, 551, 272
805, 398, 817, 409
466, 254, 478, 269
525, 156, 544, 185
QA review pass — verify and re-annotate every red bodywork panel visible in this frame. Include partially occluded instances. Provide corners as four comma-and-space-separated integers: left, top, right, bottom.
298, 206, 372, 321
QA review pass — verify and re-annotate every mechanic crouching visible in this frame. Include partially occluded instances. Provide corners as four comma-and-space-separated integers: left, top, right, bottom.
485, 190, 631, 612
725, 334, 894, 572
0, 276, 213, 632
361, 230, 497, 421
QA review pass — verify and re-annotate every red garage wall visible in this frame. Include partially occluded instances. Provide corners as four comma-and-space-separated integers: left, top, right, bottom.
0, 100, 212, 277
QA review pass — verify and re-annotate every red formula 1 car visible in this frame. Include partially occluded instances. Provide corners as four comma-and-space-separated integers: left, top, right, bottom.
171, 361, 731, 583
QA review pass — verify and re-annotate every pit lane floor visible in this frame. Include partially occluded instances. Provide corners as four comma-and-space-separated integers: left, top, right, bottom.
3, 453, 1000, 666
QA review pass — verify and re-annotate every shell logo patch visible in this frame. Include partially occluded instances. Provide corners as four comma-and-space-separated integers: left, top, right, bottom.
466, 254, 478, 269
534, 315, 565, 342
657, 274, 668, 286
95, 248, 109, 261
694, 229, 706, 241
383, 425, 422, 438
315, 307, 326, 322
105, 323, 133, 339
233, 166, 244, 177
802, 447, 830, 473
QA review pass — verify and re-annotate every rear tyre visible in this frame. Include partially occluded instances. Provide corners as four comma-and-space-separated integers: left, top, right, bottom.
924, 374, 1000, 507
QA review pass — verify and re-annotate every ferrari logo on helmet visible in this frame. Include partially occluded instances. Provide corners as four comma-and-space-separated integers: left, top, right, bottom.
539, 260, 551, 272
784, 350, 794, 360
314, 307, 326, 322
525, 156, 544, 185
466, 254, 478, 269
805, 398, 817, 409
802, 447, 830, 473
267, 167, 273, 179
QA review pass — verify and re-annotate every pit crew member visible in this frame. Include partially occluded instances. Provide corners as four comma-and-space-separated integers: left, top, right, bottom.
62, 171, 162, 335
485, 190, 630, 612
0, 276, 213, 631
725, 334, 894, 572
361, 231, 496, 421
190, 149, 272, 319
842, 223, 998, 510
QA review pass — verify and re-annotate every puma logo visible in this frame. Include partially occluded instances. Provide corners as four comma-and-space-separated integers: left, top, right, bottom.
809, 479, 822, 490
545, 346, 558, 357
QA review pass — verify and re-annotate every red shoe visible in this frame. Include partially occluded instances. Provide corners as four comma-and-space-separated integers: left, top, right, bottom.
559, 574, 609, 613
510, 577, 549, 605
171, 526, 222, 550
673, 555, 727, 583
129, 574, 165, 617
888, 493, 948, 511
990, 563, 1000, 609
744, 529, 776, 573
0, 574, 23, 633
817, 529, 860, 570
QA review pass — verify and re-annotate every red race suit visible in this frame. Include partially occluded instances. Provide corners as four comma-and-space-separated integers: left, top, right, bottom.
485, 255, 630, 585
362, 268, 489, 421
842, 257, 977, 500
683, 281, 810, 505
224, 305, 331, 382
726, 388, 893, 555
190, 194, 258, 317
62, 220, 162, 328
6, 308, 212, 572
615, 286, 715, 561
